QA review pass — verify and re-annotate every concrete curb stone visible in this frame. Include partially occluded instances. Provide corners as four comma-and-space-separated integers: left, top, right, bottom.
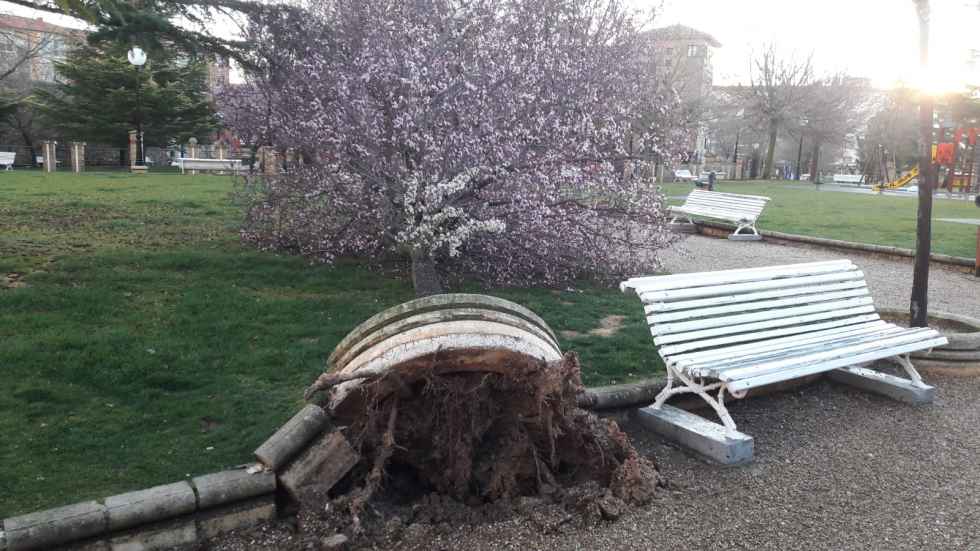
3, 501, 107, 551
193, 468, 276, 510
104, 482, 196, 532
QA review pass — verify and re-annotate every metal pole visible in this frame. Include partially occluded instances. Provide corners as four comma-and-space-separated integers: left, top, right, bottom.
975, 227, 979, 278
911, 0, 933, 327
137, 65, 144, 166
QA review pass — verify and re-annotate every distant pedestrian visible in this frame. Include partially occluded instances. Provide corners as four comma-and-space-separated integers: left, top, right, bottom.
708, 171, 716, 191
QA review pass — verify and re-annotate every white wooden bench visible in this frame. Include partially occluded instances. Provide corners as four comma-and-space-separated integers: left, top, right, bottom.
621, 260, 947, 463
673, 169, 695, 181
176, 158, 244, 174
0, 151, 14, 170
670, 189, 770, 240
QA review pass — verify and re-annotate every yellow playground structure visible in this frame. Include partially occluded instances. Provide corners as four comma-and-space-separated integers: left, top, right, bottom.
871, 166, 919, 193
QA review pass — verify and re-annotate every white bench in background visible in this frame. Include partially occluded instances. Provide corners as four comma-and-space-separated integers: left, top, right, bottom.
0, 151, 14, 170
670, 188, 770, 240
621, 260, 946, 463
176, 158, 244, 174
673, 169, 695, 181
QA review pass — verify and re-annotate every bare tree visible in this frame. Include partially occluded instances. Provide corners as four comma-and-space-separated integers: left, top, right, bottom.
740, 44, 813, 179
799, 75, 870, 182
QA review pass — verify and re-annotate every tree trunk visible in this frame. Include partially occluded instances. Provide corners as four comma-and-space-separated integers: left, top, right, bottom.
809, 140, 821, 184
411, 248, 443, 297
763, 119, 778, 179
911, 0, 932, 328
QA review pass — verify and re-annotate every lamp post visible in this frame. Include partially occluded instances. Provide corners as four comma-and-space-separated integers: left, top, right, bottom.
127, 46, 147, 170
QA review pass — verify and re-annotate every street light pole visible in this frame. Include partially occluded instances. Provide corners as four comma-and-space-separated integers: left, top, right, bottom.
127, 47, 147, 170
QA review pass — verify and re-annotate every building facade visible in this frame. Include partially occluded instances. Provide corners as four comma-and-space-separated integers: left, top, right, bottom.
0, 13, 84, 84
648, 24, 721, 175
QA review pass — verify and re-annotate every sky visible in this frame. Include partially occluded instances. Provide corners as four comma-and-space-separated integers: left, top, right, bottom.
644, 0, 980, 93
3, 0, 979, 93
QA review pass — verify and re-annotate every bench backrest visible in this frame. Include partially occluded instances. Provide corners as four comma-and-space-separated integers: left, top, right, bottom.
0, 151, 15, 163
621, 260, 878, 360
678, 189, 770, 221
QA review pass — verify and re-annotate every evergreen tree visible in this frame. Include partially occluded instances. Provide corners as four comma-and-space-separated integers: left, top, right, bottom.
3, 0, 264, 65
36, 43, 217, 146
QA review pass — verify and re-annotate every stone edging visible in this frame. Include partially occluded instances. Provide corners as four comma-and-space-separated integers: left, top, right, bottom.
696, 221, 976, 270
877, 308, 980, 353
0, 467, 275, 551
0, 404, 340, 551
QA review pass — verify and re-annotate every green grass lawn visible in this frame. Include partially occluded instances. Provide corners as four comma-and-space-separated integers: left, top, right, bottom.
662, 180, 979, 259
0, 171, 657, 517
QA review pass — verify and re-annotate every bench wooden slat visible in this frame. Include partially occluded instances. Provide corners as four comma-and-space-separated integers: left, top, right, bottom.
678, 199, 768, 212
653, 304, 877, 346
685, 190, 771, 205
657, 313, 883, 357
651, 296, 875, 336
637, 270, 866, 303
681, 325, 911, 373
623, 260, 850, 289
644, 279, 869, 314
678, 196, 768, 208
711, 328, 940, 381
669, 320, 893, 366
671, 207, 757, 223
726, 335, 948, 392
626, 260, 855, 293
648, 287, 871, 324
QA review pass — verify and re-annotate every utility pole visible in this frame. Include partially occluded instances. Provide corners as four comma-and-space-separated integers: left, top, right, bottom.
911, 0, 933, 327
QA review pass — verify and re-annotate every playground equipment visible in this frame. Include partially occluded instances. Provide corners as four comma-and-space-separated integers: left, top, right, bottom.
872, 166, 919, 193
864, 126, 980, 197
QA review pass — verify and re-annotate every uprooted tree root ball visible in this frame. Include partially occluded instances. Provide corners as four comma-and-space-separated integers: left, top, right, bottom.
303, 352, 662, 542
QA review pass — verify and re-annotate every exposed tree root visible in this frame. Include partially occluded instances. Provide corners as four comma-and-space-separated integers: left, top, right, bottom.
324, 351, 660, 516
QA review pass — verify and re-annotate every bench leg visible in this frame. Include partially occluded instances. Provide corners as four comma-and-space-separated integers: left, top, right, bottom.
652, 365, 740, 435
728, 222, 762, 241
639, 364, 754, 464
828, 354, 935, 404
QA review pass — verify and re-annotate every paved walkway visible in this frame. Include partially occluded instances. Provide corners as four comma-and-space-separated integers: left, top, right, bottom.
658, 235, 980, 317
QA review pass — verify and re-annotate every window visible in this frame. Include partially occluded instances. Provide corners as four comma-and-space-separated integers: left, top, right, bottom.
687, 44, 699, 57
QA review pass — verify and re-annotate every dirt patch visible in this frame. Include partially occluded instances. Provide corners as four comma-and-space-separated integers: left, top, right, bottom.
560, 315, 626, 339
2, 272, 28, 289
589, 315, 625, 337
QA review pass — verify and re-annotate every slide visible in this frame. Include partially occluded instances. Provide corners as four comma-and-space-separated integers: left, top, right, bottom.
872, 166, 918, 193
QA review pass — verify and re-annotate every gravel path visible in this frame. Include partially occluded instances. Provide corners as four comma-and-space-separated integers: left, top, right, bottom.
407, 372, 980, 550
658, 234, 980, 317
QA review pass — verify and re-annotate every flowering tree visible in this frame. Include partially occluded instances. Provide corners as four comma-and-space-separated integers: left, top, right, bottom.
228, 0, 682, 295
